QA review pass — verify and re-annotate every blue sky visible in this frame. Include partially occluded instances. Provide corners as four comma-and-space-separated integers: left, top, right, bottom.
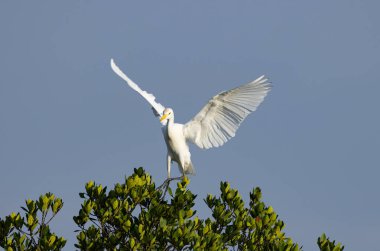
1, 1, 379, 250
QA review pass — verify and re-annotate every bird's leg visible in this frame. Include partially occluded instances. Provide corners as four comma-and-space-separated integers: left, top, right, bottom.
157, 155, 171, 192
157, 156, 187, 193
167, 154, 172, 179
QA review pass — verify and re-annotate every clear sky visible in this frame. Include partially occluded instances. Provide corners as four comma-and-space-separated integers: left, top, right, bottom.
1, 1, 379, 250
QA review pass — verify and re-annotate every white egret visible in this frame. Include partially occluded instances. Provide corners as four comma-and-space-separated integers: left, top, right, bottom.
110, 59, 271, 179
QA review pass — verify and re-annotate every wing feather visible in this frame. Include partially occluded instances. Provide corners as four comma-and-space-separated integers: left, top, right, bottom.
183, 76, 271, 149
110, 59, 166, 123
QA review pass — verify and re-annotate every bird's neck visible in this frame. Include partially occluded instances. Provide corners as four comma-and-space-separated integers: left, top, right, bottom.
165, 118, 174, 133
167, 117, 174, 125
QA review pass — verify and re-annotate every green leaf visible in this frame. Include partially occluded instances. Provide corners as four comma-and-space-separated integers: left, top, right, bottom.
42, 195, 49, 211
130, 238, 135, 248
159, 218, 167, 228
49, 235, 56, 246
97, 185, 103, 195
112, 200, 119, 210
27, 215, 34, 227
168, 186, 173, 197
86, 181, 94, 192
138, 224, 143, 234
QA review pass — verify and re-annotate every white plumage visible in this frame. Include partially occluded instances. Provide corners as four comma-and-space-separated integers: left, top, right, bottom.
111, 59, 271, 178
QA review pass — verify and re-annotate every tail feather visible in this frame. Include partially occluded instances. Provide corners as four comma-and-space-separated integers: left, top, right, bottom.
184, 162, 195, 175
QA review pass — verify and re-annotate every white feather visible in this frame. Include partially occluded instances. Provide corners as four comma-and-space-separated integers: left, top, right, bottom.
110, 59, 166, 124
183, 76, 271, 149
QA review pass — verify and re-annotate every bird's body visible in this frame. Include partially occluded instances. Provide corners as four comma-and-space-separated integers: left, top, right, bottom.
110, 59, 271, 178
162, 119, 194, 176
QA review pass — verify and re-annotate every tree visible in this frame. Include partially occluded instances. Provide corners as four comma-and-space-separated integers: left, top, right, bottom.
72, 167, 343, 251
0, 193, 66, 250
1, 167, 344, 250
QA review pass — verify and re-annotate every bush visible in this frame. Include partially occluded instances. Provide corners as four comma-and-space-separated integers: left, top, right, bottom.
1, 167, 344, 250
0, 193, 66, 250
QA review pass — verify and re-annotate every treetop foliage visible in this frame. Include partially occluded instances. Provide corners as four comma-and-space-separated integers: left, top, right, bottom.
1, 167, 344, 251
0, 193, 66, 250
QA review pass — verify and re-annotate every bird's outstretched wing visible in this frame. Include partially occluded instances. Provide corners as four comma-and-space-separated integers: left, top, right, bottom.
110, 59, 166, 123
183, 76, 271, 149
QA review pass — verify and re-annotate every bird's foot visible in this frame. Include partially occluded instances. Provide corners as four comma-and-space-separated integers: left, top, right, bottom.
157, 176, 182, 190
157, 176, 186, 198
166, 176, 184, 183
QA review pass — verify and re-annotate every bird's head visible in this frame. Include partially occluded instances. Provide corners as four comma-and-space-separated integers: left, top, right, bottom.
160, 108, 174, 123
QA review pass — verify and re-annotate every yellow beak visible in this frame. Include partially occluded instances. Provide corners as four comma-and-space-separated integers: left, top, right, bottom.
160, 114, 168, 122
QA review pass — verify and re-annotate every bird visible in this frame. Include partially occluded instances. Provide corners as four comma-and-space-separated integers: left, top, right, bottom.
110, 59, 271, 179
